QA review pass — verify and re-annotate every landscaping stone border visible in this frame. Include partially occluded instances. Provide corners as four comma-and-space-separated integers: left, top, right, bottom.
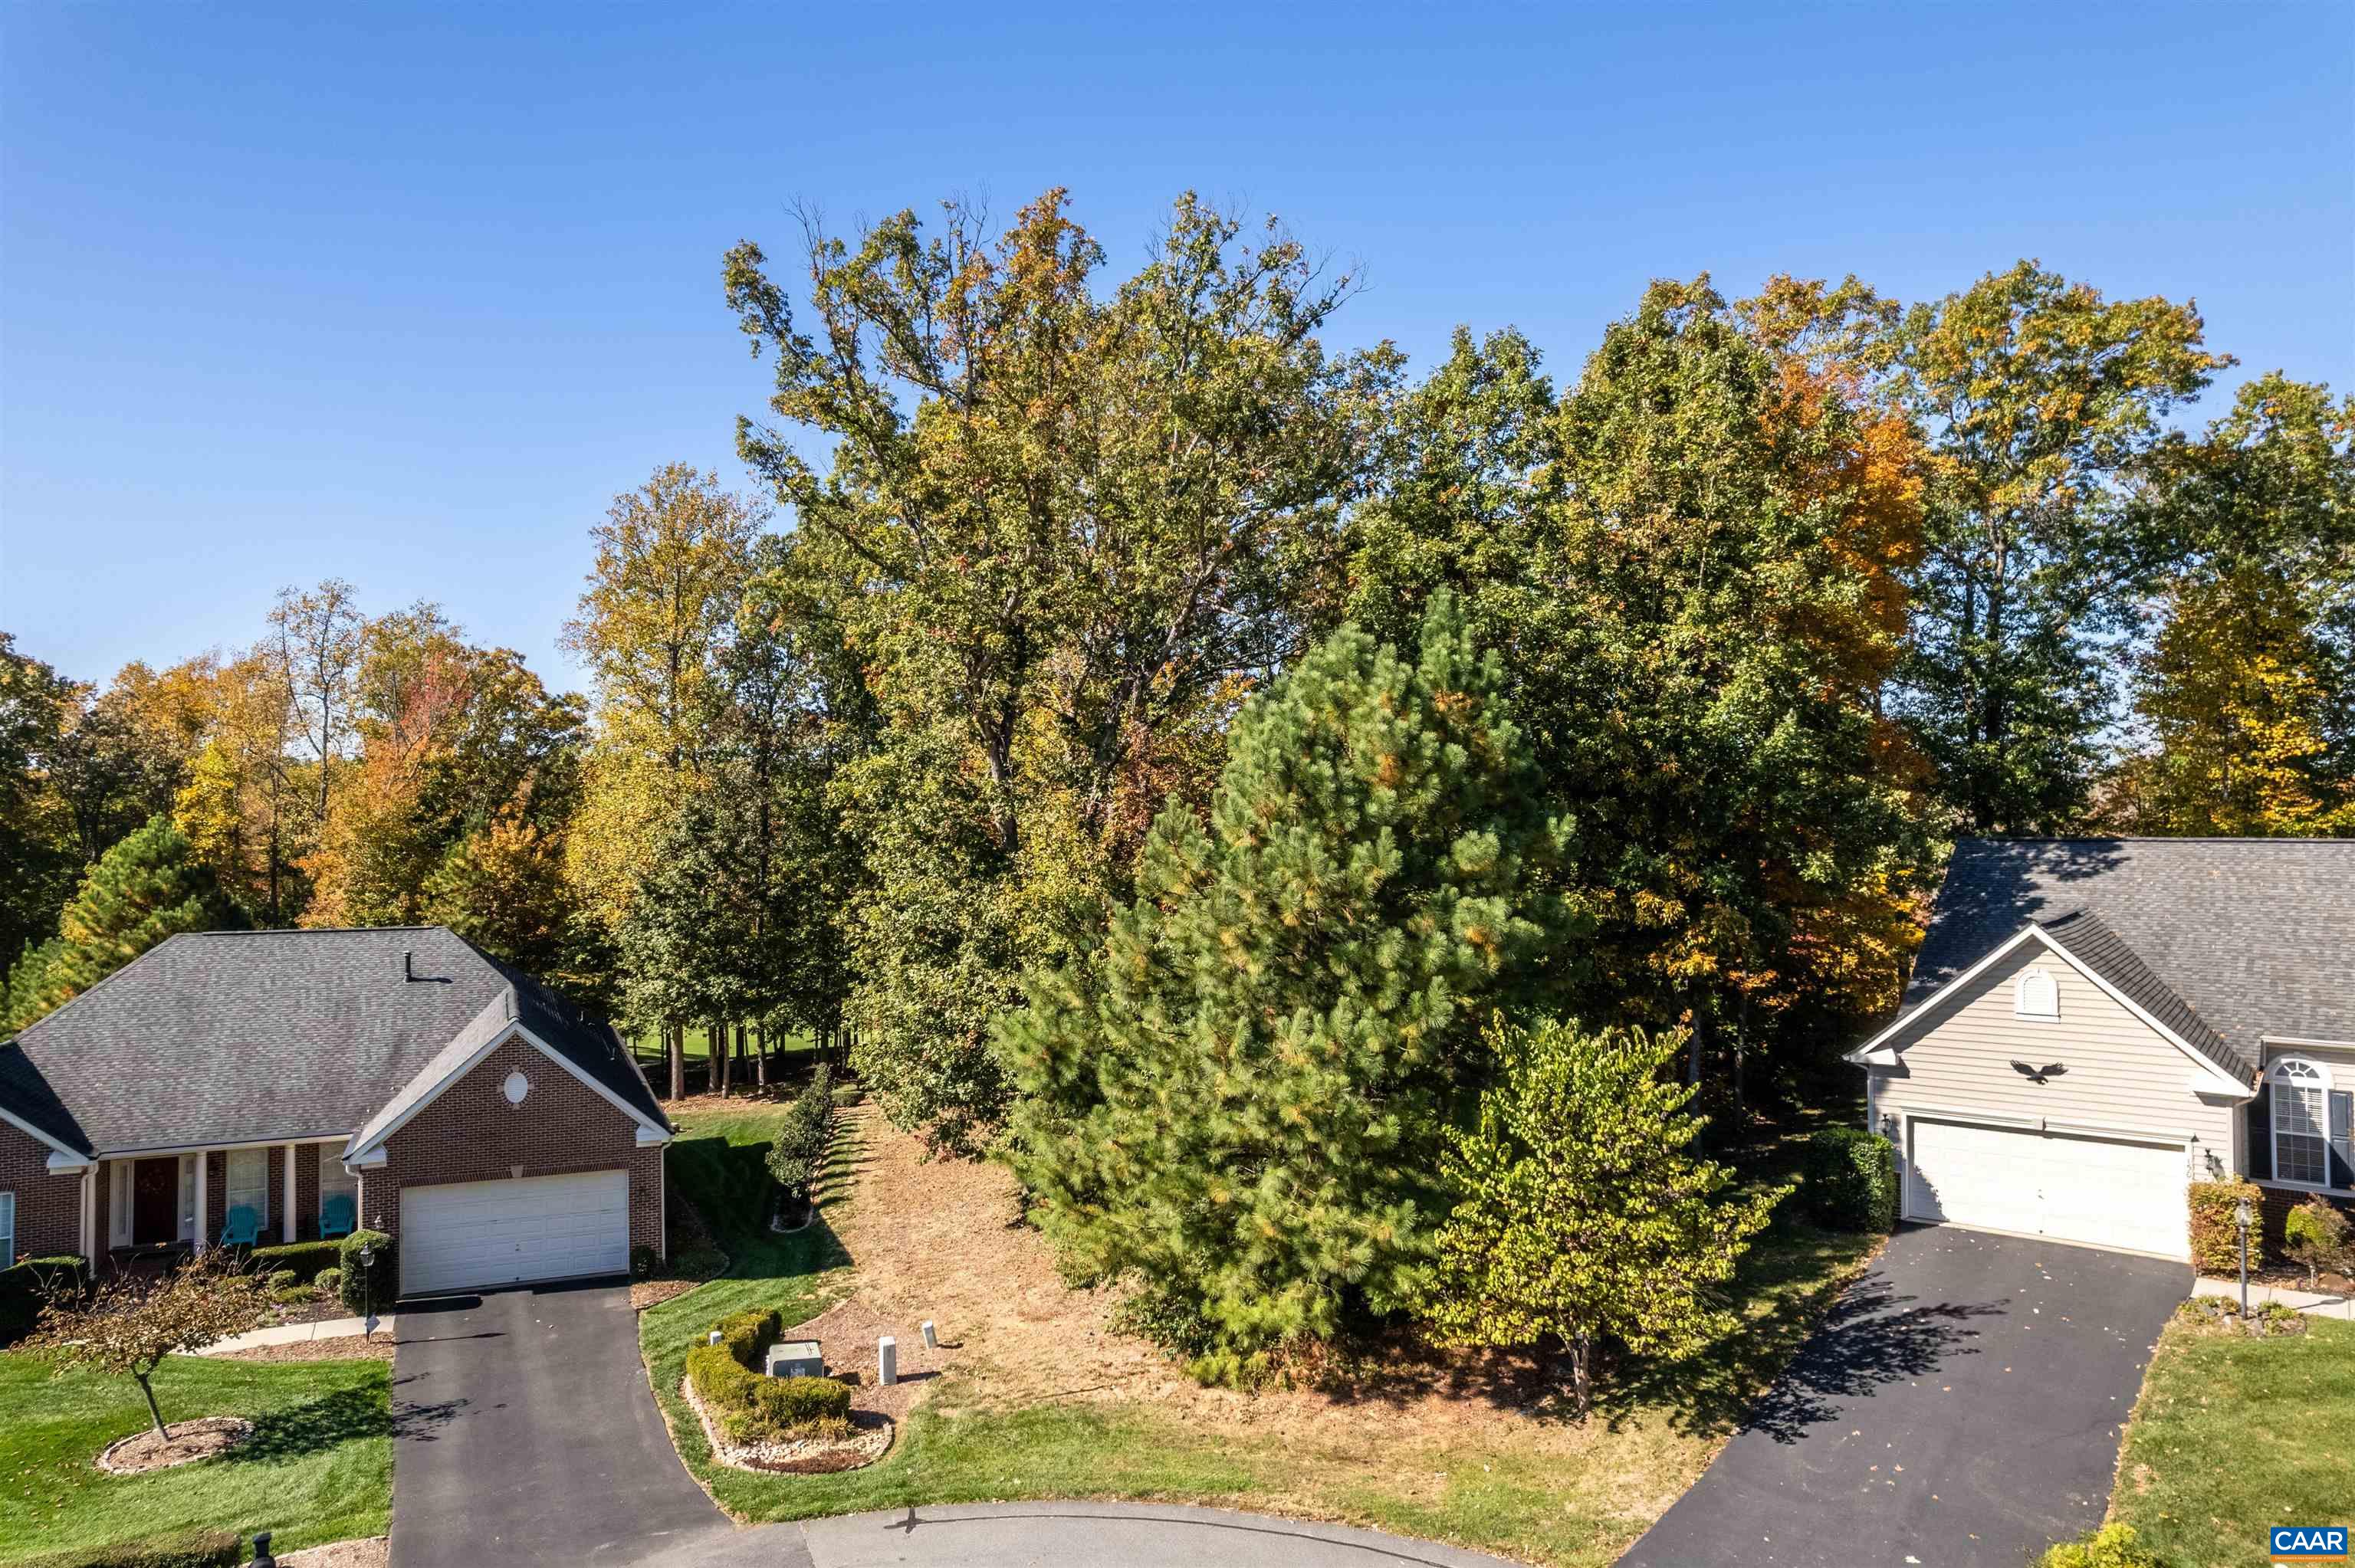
678, 1373, 892, 1475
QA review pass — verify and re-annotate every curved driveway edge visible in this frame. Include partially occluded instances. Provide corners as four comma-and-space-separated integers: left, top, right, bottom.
641, 1501, 1524, 1568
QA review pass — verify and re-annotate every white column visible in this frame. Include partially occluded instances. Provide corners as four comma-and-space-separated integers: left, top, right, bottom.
282, 1143, 297, 1244
80, 1169, 97, 1270
192, 1153, 208, 1255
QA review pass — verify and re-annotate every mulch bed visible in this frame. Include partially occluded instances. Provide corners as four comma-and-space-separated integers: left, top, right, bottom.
96, 1416, 254, 1474
631, 1279, 701, 1311
215, 1333, 395, 1363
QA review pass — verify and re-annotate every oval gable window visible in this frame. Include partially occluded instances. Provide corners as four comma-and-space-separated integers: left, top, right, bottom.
2015, 967, 2059, 1020
502, 1069, 531, 1106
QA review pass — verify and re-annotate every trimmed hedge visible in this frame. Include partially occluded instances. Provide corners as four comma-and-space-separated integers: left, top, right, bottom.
0, 1255, 90, 1345
338, 1228, 396, 1311
16, 1527, 242, 1568
685, 1306, 851, 1442
248, 1238, 343, 1283
2187, 1179, 2263, 1274
1799, 1127, 1898, 1233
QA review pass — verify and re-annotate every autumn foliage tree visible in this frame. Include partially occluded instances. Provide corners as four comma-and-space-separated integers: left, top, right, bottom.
727, 190, 1395, 1152
25, 1253, 274, 1440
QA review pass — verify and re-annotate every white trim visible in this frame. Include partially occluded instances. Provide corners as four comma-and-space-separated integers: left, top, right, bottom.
2261, 1035, 2355, 1052
2267, 1056, 2336, 1189
282, 1144, 297, 1245
80, 1166, 96, 1268
342, 1021, 671, 1165
44, 1151, 93, 1174
0, 1104, 87, 1163
2013, 966, 2061, 1019
0, 1190, 12, 1268
192, 1151, 208, 1256
92, 1133, 353, 1160
1848, 922, 2253, 1096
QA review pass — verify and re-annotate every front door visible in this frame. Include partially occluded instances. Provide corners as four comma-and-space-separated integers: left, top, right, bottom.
131, 1157, 177, 1245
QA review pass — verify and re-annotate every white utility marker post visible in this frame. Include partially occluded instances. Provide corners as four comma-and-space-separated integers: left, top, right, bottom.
877, 1335, 898, 1386
921, 1320, 938, 1350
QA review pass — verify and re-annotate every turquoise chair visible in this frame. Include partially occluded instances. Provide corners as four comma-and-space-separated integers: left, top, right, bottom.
320, 1192, 356, 1240
217, 1204, 261, 1248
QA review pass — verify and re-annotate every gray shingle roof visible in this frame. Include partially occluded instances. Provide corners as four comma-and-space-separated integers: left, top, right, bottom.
1899, 838, 2355, 1086
0, 927, 665, 1157
2030, 908, 2252, 1083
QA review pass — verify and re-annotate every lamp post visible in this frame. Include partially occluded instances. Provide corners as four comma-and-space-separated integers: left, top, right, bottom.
357, 1238, 377, 1339
2234, 1196, 2253, 1317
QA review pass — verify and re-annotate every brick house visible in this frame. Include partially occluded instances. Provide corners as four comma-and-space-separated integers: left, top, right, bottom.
0, 927, 671, 1297
1849, 838, 2355, 1262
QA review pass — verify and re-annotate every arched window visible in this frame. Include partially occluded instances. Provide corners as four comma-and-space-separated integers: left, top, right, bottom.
2271, 1056, 2334, 1188
2014, 966, 2060, 1020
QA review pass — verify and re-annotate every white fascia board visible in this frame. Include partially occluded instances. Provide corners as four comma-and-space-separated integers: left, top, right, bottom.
2260, 1034, 2355, 1053
0, 1103, 90, 1163
45, 1150, 94, 1174
1848, 922, 2255, 1097
344, 1019, 671, 1164
1846, 925, 2048, 1063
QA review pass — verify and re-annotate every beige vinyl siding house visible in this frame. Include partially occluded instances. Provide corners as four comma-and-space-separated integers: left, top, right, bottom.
1849, 838, 2355, 1265
1861, 936, 2243, 1260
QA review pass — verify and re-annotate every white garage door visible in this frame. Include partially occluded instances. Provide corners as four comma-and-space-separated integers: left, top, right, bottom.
1906, 1119, 2188, 1260
399, 1170, 631, 1297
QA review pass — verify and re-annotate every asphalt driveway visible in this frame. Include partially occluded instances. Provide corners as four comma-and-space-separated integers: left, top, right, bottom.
389, 1278, 729, 1568
1621, 1225, 2189, 1568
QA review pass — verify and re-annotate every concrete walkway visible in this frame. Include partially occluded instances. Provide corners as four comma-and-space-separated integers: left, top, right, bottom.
2192, 1274, 2355, 1319
200, 1313, 397, 1353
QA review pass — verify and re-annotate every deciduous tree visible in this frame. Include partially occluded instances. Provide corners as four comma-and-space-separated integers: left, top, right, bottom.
1420, 1015, 1783, 1415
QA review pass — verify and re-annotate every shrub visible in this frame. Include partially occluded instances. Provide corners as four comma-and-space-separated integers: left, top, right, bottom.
829, 1084, 862, 1108
247, 1238, 343, 1284
711, 1307, 781, 1370
631, 1245, 662, 1281
337, 1229, 396, 1312
265, 1268, 301, 1293
2037, 1523, 2166, 1568
767, 1067, 837, 1204
2282, 1196, 2353, 1287
16, 1527, 243, 1568
1799, 1127, 1897, 1232
0, 1255, 89, 1345
314, 1267, 342, 1299
2186, 1179, 2263, 1274
2252, 1298, 2309, 1337
687, 1343, 853, 1442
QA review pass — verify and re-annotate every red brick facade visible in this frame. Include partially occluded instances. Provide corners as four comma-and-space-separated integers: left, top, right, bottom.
1, 1118, 81, 1262
368, 1032, 664, 1266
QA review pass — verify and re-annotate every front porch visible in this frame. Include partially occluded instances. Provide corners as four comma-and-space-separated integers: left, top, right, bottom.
87, 1137, 362, 1271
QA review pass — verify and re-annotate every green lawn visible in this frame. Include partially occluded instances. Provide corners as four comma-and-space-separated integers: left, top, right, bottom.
642, 1098, 1880, 1567
0, 1351, 391, 1565
2104, 1314, 2355, 1568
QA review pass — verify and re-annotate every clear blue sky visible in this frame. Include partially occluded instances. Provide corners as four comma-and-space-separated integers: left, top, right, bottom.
4, 2, 2349, 696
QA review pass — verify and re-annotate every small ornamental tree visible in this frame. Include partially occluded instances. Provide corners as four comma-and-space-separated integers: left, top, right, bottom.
1420, 1015, 1785, 1415
25, 1253, 273, 1439
998, 595, 1575, 1379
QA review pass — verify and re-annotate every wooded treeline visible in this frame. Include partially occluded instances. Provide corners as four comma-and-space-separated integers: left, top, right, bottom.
5, 189, 2350, 1135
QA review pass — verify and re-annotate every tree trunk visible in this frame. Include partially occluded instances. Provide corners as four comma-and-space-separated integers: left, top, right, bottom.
1567, 1333, 1593, 1418
714, 1019, 731, 1097
753, 1021, 767, 1089
666, 1022, 683, 1101
1733, 991, 1749, 1119
134, 1368, 169, 1439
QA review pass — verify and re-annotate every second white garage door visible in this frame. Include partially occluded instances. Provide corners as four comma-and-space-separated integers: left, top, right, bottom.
1905, 1119, 2189, 1260
399, 1170, 631, 1297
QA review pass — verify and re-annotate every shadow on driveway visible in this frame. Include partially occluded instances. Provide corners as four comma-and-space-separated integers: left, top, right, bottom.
389, 1279, 727, 1568
1620, 1226, 2188, 1568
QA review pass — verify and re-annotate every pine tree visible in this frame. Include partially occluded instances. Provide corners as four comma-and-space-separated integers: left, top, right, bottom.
1420, 1015, 1784, 1415
997, 595, 1573, 1379
3, 814, 243, 1032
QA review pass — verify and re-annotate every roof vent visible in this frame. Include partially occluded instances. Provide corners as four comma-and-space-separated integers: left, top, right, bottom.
403, 950, 416, 982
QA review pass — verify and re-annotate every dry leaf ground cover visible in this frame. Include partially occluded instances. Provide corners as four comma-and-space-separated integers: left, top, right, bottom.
642, 1094, 1876, 1566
